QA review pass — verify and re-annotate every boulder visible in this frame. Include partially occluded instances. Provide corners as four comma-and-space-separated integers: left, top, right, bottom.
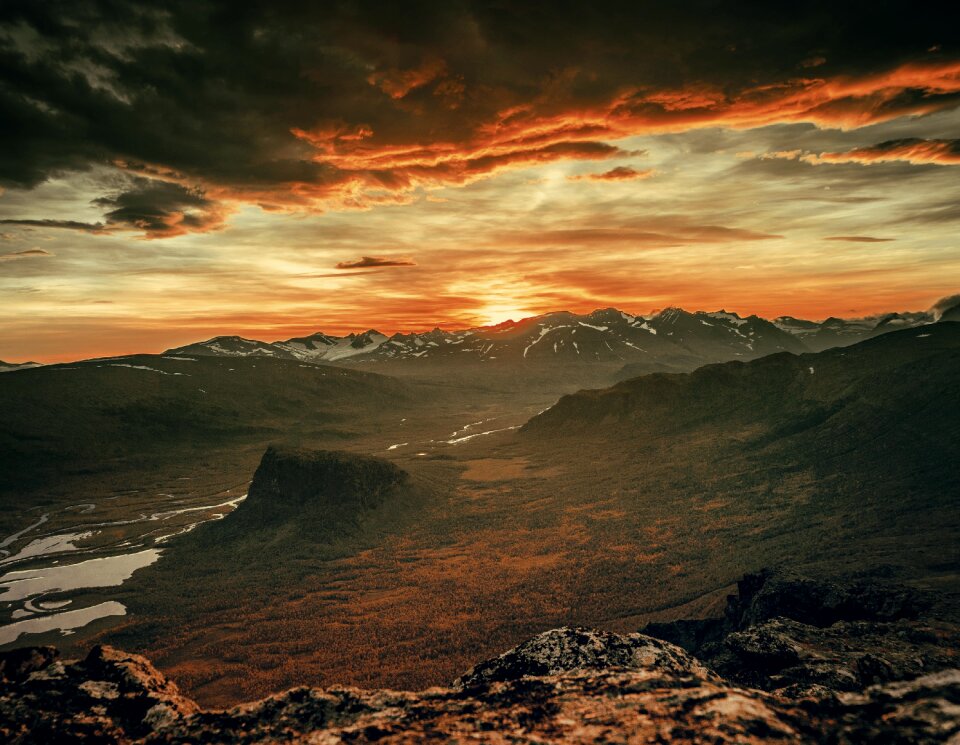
454, 626, 717, 688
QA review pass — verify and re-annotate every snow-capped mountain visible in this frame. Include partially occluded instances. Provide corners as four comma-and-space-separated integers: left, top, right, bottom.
773, 311, 934, 352
163, 300, 956, 372
165, 336, 301, 359
169, 330, 391, 362
648, 308, 806, 358
351, 309, 692, 365
275, 330, 389, 362
164, 307, 822, 371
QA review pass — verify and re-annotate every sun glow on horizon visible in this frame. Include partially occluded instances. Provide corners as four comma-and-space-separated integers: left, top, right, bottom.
477, 306, 533, 327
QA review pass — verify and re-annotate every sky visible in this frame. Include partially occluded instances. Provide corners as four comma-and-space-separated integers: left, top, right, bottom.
1, 2, 959, 362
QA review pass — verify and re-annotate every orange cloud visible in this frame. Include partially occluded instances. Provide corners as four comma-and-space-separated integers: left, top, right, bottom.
240, 135, 630, 212
272, 59, 960, 213
803, 138, 960, 166
90, 59, 960, 231
568, 166, 655, 182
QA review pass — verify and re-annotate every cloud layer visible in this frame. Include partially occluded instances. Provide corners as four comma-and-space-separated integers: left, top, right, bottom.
568, 166, 655, 182
1, 2, 959, 361
2, 2, 959, 234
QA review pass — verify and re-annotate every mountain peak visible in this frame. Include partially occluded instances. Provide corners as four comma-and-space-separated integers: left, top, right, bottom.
156, 300, 947, 368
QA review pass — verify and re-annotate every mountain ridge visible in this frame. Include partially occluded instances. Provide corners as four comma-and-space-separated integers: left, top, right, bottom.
163, 301, 953, 373
523, 321, 960, 444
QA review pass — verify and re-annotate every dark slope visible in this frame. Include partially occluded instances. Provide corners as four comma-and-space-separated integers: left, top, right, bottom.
941, 301, 960, 324
525, 322, 960, 443
0, 354, 412, 499
522, 322, 960, 591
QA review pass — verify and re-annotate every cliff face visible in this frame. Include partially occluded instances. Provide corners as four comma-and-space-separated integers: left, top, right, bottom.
3, 572, 959, 744
212, 446, 409, 537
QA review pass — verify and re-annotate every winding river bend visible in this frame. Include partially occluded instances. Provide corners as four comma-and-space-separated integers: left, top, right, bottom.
0, 492, 245, 646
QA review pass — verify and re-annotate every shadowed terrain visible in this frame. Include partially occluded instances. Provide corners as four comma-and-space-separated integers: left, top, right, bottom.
71, 324, 960, 706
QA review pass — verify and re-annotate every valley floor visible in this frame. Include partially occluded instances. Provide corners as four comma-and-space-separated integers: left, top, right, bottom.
2, 331, 958, 707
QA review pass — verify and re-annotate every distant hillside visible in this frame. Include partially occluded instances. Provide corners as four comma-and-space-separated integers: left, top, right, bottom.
773, 311, 933, 352
523, 323, 960, 543
0, 354, 413, 498
524, 322, 960, 440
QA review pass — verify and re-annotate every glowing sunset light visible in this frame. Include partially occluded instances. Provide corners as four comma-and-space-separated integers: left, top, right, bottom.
0, 3, 957, 363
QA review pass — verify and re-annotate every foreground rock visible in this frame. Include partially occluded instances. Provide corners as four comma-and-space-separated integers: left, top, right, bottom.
3, 572, 960, 743
643, 569, 959, 697
1, 645, 198, 742
454, 626, 719, 687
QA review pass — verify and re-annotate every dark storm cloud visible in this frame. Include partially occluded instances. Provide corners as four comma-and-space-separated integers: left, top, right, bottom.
1, 0, 959, 231
0, 218, 106, 232
335, 256, 416, 269
1, 178, 228, 238
92, 178, 228, 238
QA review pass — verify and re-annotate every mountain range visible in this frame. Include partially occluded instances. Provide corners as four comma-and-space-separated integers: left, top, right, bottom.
164, 302, 957, 374
1, 300, 955, 374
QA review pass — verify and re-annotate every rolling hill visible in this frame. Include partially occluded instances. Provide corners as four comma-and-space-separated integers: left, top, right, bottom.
0, 354, 414, 505
524, 321, 960, 443
0, 360, 41, 373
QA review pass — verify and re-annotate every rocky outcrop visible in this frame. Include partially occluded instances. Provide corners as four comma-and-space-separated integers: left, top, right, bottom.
726, 569, 930, 628
216, 446, 408, 533
1, 645, 197, 743
455, 626, 718, 688
3, 572, 959, 743
643, 569, 958, 698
